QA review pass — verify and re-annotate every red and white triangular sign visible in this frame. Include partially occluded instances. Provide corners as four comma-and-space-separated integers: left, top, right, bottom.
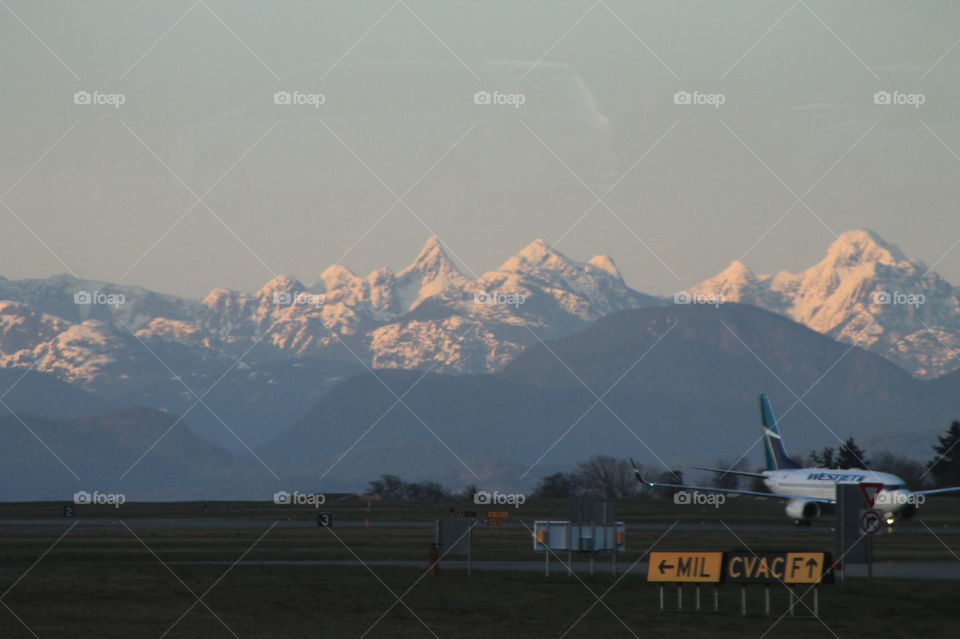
859, 482, 884, 507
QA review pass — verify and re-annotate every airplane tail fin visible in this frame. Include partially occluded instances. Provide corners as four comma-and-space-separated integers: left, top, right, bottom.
760, 394, 800, 471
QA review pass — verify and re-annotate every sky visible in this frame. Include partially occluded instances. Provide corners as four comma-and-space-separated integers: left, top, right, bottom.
2, 0, 960, 299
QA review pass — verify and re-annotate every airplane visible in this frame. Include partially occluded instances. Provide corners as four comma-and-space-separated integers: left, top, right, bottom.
633, 394, 960, 526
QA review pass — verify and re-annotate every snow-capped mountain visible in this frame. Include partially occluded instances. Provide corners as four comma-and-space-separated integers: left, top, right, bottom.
691, 229, 960, 378
0, 238, 659, 395
0, 230, 955, 399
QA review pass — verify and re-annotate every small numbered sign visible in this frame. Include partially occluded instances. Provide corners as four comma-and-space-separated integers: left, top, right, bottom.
318, 512, 333, 527
63, 504, 75, 518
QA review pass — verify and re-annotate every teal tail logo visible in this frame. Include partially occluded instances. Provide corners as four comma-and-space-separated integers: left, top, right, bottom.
760, 394, 800, 471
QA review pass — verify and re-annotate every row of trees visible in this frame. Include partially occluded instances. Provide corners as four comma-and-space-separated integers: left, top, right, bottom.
535, 420, 960, 496
365, 458, 665, 502
532, 456, 684, 499
365, 421, 960, 500
366, 474, 456, 500
808, 437, 870, 470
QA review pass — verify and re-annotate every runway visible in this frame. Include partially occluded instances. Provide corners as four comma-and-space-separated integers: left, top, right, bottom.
2, 518, 959, 535
166, 558, 960, 580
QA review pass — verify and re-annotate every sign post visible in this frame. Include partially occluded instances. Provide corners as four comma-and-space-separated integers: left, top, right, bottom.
859, 508, 883, 578
533, 520, 625, 578
649, 551, 833, 615
836, 483, 871, 577
647, 552, 724, 583
722, 551, 833, 616
435, 519, 473, 575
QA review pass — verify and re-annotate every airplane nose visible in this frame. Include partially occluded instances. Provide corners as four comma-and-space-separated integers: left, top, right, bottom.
876, 490, 917, 513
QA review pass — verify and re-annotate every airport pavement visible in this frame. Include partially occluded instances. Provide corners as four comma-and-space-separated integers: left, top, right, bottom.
4, 517, 956, 579
2, 518, 959, 535
166, 558, 960, 579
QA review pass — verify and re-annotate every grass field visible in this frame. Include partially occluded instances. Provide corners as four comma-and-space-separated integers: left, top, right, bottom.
2, 564, 959, 638
1, 498, 958, 637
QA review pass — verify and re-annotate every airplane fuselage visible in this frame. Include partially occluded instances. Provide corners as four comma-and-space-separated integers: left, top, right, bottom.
763, 468, 914, 517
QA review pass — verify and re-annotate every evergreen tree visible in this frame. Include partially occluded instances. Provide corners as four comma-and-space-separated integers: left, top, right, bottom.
810, 447, 836, 468
836, 438, 869, 469
928, 421, 960, 488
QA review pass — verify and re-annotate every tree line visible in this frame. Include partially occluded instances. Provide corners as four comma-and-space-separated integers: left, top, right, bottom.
364, 420, 960, 500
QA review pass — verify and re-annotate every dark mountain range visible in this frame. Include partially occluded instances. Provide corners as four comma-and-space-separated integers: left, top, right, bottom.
263, 303, 959, 492
0, 407, 283, 501
0, 368, 109, 418
2, 303, 957, 499
112, 356, 362, 450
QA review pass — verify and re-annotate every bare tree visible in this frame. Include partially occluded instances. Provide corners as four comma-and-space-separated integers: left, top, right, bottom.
533, 472, 581, 499
574, 455, 641, 499
872, 451, 931, 490
707, 458, 746, 490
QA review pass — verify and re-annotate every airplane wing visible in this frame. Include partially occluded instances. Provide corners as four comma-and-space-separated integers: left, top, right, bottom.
629, 458, 833, 503
640, 477, 834, 503
692, 466, 768, 479
912, 486, 960, 497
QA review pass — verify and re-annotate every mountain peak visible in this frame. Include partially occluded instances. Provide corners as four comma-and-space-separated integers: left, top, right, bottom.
587, 254, 621, 278
826, 229, 908, 267
395, 237, 468, 309
717, 260, 756, 281
519, 238, 551, 259
320, 264, 359, 290
417, 235, 444, 257
498, 239, 574, 272
399, 236, 465, 281
256, 275, 303, 297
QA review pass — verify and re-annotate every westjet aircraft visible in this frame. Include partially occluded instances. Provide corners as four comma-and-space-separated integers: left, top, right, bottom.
634, 395, 960, 526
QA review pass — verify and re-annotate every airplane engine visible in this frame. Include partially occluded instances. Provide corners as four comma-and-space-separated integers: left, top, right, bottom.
896, 503, 918, 521
785, 499, 821, 523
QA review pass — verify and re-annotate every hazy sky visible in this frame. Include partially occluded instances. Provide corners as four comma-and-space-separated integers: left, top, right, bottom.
2, 1, 960, 298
